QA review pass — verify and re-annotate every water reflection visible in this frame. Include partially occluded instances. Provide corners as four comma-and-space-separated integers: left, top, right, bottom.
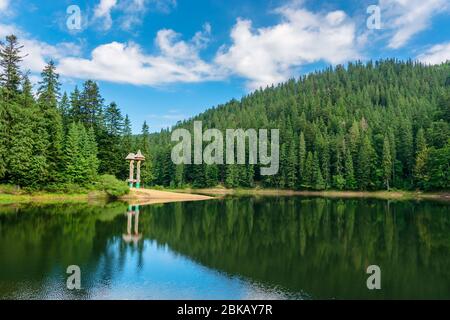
0, 197, 449, 299
122, 205, 142, 245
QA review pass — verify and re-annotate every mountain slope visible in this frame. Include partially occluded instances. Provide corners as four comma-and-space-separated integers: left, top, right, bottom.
148, 59, 450, 191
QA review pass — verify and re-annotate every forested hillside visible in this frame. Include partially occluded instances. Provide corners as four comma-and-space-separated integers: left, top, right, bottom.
0, 34, 449, 192
148, 60, 450, 191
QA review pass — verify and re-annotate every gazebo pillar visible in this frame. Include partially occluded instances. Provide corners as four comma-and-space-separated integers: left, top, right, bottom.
134, 150, 145, 189
136, 160, 141, 188
129, 160, 135, 188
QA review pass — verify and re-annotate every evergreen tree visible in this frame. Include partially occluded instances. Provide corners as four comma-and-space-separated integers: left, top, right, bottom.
64, 123, 84, 184
37, 61, 64, 183
382, 136, 392, 190
321, 140, 330, 188
21, 72, 34, 108
69, 86, 82, 123
0, 35, 24, 98
59, 92, 71, 129
344, 145, 356, 190
312, 151, 325, 190
80, 80, 104, 128
414, 128, 429, 188
285, 130, 297, 189
139, 121, 154, 186
120, 115, 134, 179
357, 135, 375, 190
298, 132, 306, 186
37, 60, 60, 108
99, 102, 123, 176
205, 164, 219, 187
303, 151, 313, 188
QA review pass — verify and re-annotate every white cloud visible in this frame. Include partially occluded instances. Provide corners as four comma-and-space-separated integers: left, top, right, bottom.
0, 23, 82, 78
417, 42, 450, 64
94, 0, 118, 30
215, 6, 359, 90
57, 24, 219, 86
379, 0, 449, 49
0, 23, 17, 38
21, 39, 82, 73
0, 0, 9, 11
93, 0, 177, 31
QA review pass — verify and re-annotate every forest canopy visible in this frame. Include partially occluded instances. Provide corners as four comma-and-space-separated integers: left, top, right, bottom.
0, 34, 449, 192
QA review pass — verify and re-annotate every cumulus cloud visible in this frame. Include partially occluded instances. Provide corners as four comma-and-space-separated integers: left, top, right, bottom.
21, 39, 82, 73
417, 42, 450, 65
379, 0, 449, 49
0, 23, 81, 79
215, 6, 359, 90
57, 24, 219, 86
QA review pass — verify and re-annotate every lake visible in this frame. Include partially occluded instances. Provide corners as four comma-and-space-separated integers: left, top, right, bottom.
0, 197, 449, 300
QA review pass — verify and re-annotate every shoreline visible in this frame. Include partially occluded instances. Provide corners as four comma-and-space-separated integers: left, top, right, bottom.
174, 188, 450, 202
119, 188, 214, 205
0, 188, 449, 205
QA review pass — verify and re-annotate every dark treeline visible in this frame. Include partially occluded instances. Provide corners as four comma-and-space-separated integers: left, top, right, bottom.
149, 60, 450, 191
0, 35, 149, 192
1, 34, 449, 192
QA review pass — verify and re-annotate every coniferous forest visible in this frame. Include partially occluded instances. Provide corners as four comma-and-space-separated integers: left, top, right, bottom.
0, 34, 449, 192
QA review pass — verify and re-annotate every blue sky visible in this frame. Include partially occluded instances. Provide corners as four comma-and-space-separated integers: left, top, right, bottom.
0, 0, 449, 133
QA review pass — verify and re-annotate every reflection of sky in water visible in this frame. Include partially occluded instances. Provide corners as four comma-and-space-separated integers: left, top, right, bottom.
35, 239, 294, 300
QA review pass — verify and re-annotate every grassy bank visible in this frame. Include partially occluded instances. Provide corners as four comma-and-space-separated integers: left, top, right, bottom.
0, 191, 110, 205
0, 175, 130, 205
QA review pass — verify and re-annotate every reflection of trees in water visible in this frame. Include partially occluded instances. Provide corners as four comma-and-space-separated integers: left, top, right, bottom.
0, 203, 127, 299
137, 198, 450, 299
0, 198, 449, 299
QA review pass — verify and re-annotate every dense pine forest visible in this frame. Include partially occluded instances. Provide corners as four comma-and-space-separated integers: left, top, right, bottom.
0, 34, 449, 192
148, 59, 450, 191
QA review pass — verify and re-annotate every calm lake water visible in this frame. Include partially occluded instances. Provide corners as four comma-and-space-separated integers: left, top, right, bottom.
0, 197, 449, 300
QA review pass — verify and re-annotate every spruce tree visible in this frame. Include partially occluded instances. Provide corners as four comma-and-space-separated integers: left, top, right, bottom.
80, 80, 104, 128
303, 151, 313, 189
64, 123, 83, 183
414, 128, 429, 188
99, 102, 124, 176
37, 60, 60, 108
140, 121, 154, 186
357, 135, 375, 190
382, 136, 392, 190
298, 132, 306, 186
37, 62, 64, 183
0, 35, 24, 98
344, 145, 356, 190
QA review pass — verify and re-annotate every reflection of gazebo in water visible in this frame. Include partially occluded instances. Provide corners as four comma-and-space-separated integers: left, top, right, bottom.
126, 150, 145, 188
122, 205, 142, 245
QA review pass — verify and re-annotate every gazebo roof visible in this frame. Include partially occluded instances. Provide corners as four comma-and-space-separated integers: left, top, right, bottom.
125, 153, 136, 160
135, 150, 145, 161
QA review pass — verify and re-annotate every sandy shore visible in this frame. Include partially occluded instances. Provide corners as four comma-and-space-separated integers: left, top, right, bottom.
119, 188, 215, 205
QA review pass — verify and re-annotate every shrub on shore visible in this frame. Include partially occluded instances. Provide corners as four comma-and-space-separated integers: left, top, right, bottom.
0, 175, 129, 198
